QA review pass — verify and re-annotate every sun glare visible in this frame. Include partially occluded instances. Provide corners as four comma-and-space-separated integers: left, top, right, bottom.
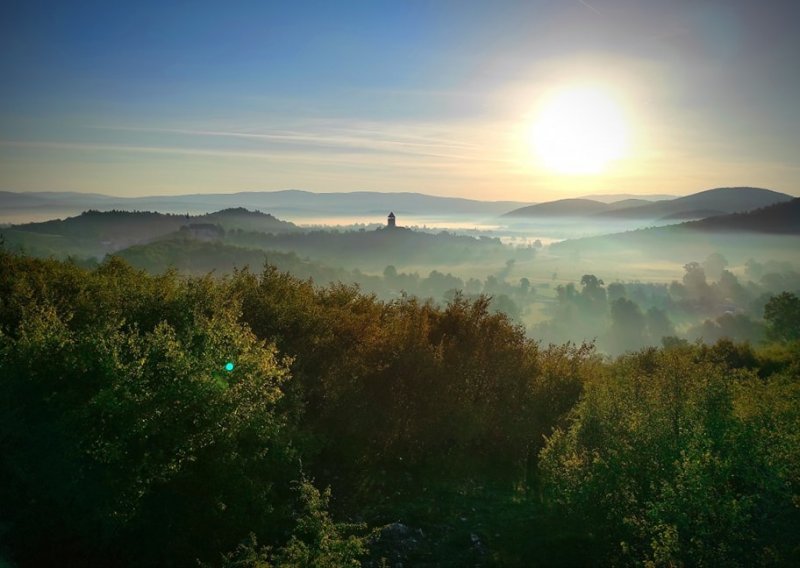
529, 86, 630, 175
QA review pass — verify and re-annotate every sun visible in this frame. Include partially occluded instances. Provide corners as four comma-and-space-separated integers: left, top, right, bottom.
529, 86, 630, 175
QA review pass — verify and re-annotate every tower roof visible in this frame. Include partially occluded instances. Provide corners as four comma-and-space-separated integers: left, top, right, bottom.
388, 212, 395, 218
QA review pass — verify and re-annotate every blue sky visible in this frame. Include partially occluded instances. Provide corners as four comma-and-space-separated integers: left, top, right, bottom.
1, 0, 799, 200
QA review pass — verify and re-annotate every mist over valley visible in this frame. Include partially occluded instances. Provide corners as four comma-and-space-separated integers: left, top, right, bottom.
3, 186, 798, 357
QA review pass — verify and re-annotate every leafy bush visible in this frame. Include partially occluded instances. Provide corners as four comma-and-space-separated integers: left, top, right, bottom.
540, 345, 800, 565
0, 252, 309, 565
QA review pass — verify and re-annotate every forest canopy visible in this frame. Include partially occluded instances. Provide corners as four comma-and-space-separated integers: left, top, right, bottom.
0, 249, 798, 566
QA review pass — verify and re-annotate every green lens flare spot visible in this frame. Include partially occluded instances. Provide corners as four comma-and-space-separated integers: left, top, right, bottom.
224, 362, 235, 372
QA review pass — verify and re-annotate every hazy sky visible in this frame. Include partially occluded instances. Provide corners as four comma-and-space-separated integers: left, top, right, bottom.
1, 0, 799, 201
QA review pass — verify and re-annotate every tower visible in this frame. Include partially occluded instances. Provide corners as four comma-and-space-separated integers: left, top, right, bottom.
387, 212, 396, 228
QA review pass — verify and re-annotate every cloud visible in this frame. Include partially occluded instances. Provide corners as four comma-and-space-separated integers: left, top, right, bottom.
87, 121, 497, 161
0, 135, 510, 173
577, 0, 602, 16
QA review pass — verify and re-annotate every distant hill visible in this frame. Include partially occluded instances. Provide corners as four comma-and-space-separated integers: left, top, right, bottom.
0, 190, 118, 209
594, 187, 793, 220
2, 210, 186, 258
658, 209, 727, 222
10, 208, 297, 237
0, 191, 126, 223
502, 197, 653, 218
503, 198, 610, 217
549, 198, 800, 262
0, 190, 534, 223
0, 207, 519, 268
504, 187, 792, 223
222, 225, 513, 269
199, 208, 300, 233
605, 198, 651, 211
114, 230, 506, 280
683, 198, 800, 234
0, 208, 298, 259
579, 193, 676, 203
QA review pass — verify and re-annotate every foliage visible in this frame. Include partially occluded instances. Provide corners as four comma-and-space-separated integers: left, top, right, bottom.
230, 268, 594, 495
1, 249, 798, 566
0, 251, 591, 564
540, 344, 800, 565
216, 481, 366, 568
0, 251, 300, 565
764, 291, 800, 342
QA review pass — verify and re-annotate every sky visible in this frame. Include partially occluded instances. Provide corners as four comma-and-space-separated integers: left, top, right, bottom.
1, 0, 799, 201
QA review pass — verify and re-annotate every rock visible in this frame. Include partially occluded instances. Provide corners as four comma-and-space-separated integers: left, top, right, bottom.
382, 522, 411, 538
364, 522, 423, 568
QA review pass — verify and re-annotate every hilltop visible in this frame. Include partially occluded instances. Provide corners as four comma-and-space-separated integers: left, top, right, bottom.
684, 197, 800, 234
0, 208, 298, 258
594, 187, 793, 220
503, 198, 614, 217
503, 187, 792, 220
578, 193, 676, 203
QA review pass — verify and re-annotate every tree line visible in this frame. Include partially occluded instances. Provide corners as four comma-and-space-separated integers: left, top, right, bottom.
537, 254, 800, 354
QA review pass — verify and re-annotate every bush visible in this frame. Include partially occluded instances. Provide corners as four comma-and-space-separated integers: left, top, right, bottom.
540, 345, 800, 565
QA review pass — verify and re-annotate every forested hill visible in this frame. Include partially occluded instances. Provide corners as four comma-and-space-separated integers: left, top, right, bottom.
11, 207, 298, 239
683, 197, 800, 234
0, 208, 298, 258
1, 208, 522, 270
199, 207, 300, 232
114, 225, 518, 273
550, 198, 800, 260
223, 226, 512, 268
12, 209, 187, 240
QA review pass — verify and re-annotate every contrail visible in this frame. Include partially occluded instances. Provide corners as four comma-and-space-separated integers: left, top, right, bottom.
578, 0, 602, 15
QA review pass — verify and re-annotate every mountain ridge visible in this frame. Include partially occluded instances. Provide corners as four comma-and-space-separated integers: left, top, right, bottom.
503, 187, 793, 219
0, 190, 535, 223
594, 187, 792, 219
549, 197, 800, 258
503, 198, 611, 217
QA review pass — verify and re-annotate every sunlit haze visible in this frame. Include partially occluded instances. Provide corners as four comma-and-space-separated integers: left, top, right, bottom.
529, 85, 629, 175
1, 0, 799, 200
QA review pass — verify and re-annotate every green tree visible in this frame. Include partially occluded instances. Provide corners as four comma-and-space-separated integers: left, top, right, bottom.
607, 282, 626, 303
764, 292, 800, 342
645, 306, 675, 343
580, 274, 607, 316
218, 481, 366, 568
0, 252, 343, 566
607, 297, 646, 354
540, 345, 799, 566
682, 261, 711, 301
